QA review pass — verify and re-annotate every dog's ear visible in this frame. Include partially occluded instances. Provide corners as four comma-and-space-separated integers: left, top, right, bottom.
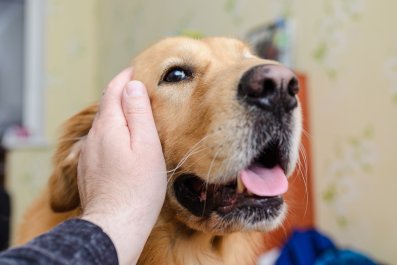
49, 104, 98, 212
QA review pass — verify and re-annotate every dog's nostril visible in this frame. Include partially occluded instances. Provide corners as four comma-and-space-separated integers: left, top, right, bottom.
287, 77, 299, 97
263, 78, 277, 98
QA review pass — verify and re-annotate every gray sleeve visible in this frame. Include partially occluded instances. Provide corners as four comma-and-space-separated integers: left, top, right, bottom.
0, 219, 118, 265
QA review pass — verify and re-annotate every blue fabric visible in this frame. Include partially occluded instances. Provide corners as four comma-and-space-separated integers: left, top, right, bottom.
276, 229, 336, 265
315, 249, 377, 265
275, 229, 378, 265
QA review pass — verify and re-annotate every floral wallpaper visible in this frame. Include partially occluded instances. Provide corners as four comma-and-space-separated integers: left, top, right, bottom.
6, 0, 397, 263
304, 1, 397, 263
322, 127, 377, 228
312, 0, 366, 78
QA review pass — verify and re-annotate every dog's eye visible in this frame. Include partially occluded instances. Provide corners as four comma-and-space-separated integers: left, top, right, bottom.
162, 67, 192, 83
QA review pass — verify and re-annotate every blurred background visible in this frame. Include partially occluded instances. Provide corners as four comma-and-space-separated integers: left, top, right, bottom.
0, 0, 396, 264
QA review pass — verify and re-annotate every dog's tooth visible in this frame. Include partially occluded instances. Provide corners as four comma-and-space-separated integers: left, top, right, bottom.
236, 176, 245, 193
199, 192, 207, 202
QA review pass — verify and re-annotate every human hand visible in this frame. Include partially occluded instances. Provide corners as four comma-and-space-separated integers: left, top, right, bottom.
78, 68, 167, 265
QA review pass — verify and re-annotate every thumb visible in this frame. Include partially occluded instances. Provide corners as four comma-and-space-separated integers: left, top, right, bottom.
122, 80, 159, 146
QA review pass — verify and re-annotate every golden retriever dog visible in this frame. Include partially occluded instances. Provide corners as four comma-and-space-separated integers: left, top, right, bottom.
17, 37, 302, 265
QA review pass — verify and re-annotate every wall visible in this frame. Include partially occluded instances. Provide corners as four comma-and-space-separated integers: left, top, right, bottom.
6, 0, 397, 263
95, 0, 292, 88
295, 0, 397, 262
6, 0, 100, 238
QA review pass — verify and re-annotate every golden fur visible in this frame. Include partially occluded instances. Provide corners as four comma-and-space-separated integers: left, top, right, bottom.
17, 37, 302, 265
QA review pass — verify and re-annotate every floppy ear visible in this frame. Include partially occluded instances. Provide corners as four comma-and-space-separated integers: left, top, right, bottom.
49, 104, 98, 212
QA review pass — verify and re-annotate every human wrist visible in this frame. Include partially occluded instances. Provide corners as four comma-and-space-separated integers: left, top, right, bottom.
81, 211, 150, 265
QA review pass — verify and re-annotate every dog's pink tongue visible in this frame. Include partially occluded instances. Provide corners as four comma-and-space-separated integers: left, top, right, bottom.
239, 165, 288, 196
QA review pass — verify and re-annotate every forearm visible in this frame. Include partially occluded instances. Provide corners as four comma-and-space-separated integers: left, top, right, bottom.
0, 219, 118, 265
81, 208, 156, 265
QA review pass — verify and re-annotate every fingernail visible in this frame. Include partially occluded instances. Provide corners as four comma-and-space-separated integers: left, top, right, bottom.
126, 80, 145, 96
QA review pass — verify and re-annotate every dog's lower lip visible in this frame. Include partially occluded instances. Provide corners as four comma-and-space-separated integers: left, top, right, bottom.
217, 196, 284, 215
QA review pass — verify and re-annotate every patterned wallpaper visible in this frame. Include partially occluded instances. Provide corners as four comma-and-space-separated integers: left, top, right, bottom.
6, 0, 397, 263
322, 126, 377, 227
301, 0, 397, 263
312, 0, 366, 78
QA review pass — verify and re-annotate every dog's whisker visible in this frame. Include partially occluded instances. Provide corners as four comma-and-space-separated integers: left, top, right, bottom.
299, 145, 309, 189
301, 128, 312, 140
166, 146, 208, 175
202, 145, 223, 217
167, 132, 221, 174
166, 131, 226, 186
166, 146, 221, 186
297, 144, 309, 217
279, 220, 289, 241
166, 146, 209, 184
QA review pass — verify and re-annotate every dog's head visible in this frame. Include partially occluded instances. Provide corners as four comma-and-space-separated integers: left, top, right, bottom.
50, 37, 302, 234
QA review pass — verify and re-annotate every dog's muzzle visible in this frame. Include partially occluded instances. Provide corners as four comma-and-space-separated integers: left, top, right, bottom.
172, 63, 301, 231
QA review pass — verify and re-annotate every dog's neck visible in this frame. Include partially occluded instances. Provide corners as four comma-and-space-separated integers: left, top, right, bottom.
138, 211, 264, 265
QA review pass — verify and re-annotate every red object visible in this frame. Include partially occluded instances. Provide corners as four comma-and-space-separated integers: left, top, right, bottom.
262, 73, 315, 250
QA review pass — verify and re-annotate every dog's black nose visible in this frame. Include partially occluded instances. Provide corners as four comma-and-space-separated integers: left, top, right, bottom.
238, 64, 299, 112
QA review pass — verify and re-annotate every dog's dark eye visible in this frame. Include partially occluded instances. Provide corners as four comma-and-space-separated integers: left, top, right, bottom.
163, 67, 192, 83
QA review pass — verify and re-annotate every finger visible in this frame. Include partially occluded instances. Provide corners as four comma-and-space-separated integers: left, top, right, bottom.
121, 81, 160, 147
99, 67, 133, 120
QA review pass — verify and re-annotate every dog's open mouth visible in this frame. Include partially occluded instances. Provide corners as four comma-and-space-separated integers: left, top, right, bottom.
173, 142, 288, 218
